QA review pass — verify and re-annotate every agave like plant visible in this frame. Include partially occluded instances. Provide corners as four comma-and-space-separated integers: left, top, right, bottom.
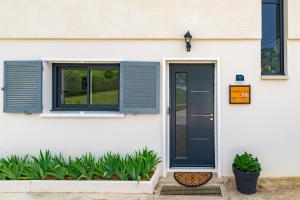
23, 150, 67, 180
138, 148, 161, 179
32, 150, 52, 173
0, 155, 28, 180
46, 153, 66, 180
94, 152, 121, 180
23, 150, 53, 180
66, 154, 95, 180
125, 153, 145, 181
80, 153, 96, 180
124, 148, 161, 181
23, 161, 44, 180
115, 157, 128, 180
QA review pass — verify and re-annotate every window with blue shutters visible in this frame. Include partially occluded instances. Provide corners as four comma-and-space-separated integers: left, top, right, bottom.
2, 60, 160, 114
51, 61, 160, 114
3, 61, 43, 113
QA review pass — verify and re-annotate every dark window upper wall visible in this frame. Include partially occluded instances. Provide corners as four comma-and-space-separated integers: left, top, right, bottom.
261, 0, 284, 75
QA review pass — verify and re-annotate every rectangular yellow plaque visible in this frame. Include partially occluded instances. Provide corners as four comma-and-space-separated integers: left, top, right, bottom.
229, 85, 251, 104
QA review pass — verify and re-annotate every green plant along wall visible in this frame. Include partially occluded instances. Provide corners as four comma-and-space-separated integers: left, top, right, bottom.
0, 148, 160, 181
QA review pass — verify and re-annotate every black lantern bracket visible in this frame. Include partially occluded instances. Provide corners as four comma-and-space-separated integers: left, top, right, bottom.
184, 31, 192, 52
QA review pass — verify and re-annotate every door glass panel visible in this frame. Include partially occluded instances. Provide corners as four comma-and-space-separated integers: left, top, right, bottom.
175, 73, 187, 157
61, 69, 88, 105
90, 68, 119, 106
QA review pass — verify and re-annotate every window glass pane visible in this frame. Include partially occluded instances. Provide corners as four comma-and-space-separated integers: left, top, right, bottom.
61, 69, 87, 105
175, 72, 187, 157
90, 68, 119, 106
262, 3, 282, 74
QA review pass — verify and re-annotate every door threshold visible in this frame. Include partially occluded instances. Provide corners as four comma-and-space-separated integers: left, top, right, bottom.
169, 167, 217, 173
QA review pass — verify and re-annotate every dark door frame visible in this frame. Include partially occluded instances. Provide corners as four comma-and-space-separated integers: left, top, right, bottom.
162, 58, 221, 177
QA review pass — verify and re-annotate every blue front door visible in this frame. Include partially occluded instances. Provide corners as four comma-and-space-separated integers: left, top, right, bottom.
170, 64, 215, 168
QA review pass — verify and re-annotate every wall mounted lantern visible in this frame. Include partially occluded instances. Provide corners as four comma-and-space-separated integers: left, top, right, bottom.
184, 31, 192, 52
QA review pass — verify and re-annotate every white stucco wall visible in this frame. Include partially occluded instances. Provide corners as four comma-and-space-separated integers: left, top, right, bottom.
0, 0, 260, 39
3, 0, 300, 40
0, 0, 300, 177
288, 0, 300, 39
0, 39, 300, 177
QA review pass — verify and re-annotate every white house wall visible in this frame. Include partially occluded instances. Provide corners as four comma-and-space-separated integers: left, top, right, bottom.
0, 0, 300, 177
0, 0, 260, 39
288, 0, 300, 39
1, 39, 300, 177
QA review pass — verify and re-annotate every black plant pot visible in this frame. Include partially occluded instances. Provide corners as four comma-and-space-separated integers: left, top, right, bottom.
232, 164, 260, 194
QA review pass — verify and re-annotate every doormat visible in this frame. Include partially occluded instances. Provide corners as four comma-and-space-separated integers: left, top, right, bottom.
160, 185, 222, 196
174, 172, 212, 187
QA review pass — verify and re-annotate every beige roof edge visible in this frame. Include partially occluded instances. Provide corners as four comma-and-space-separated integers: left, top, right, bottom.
0, 37, 260, 41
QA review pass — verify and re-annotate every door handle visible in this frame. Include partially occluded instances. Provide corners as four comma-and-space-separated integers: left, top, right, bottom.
191, 114, 214, 117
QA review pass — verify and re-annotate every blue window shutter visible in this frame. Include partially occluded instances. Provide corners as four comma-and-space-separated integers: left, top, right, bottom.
120, 61, 160, 114
3, 61, 43, 113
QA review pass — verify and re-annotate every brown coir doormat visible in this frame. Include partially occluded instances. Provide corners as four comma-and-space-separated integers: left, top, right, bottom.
174, 172, 212, 187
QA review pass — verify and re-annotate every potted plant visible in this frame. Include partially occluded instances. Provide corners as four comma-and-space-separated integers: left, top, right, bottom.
232, 152, 262, 194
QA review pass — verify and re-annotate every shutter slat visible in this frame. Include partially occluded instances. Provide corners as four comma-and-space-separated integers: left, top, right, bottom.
120, 61, 160, 114
3, 61, 43, 113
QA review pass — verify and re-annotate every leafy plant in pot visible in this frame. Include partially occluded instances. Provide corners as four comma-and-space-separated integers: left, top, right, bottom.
233, 152, 261, 194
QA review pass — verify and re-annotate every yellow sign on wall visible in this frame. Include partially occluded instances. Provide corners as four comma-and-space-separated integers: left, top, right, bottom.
229, 85, 251, 104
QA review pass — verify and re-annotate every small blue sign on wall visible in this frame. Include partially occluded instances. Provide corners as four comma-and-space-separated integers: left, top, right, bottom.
236, 74, 245, 82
